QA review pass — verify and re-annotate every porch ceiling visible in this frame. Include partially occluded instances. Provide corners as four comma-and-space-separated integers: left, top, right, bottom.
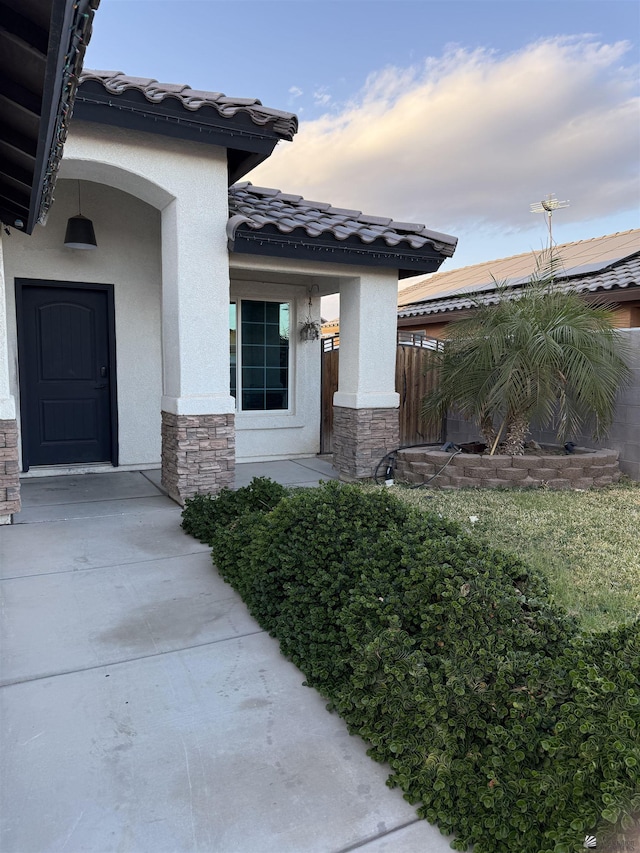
230, 259, 350, 296
0, 0, 99, 234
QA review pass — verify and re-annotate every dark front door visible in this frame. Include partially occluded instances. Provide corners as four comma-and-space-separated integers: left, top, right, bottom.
17, 281, 116, 469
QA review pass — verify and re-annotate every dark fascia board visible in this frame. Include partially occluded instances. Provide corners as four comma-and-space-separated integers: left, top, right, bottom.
25, 0, 77, 234
229, 224, 448, 278
73, 83, 282, 183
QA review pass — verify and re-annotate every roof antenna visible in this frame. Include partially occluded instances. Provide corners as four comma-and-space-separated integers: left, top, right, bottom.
530, 193, 570, 250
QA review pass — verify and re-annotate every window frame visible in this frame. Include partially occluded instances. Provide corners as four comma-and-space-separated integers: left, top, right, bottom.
230, 298, 292, 414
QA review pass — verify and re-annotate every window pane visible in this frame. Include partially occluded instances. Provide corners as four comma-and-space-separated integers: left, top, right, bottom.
265, 324, 282, 346
229, 303, 236, 399
266, 390, 287, 409
242, 367, 265, 389
279, 304, 290, 339
242, 390, 265, 410
265, 302, 280, 323
243, 301, 265, 322
240, 300, 289, 412
243, 345, 265, 367
265, 346, 286, 367
266, 367, 286, 389
242, 322, 266, 345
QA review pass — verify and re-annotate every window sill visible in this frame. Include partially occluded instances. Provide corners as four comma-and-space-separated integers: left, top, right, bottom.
235, 411, 304, 430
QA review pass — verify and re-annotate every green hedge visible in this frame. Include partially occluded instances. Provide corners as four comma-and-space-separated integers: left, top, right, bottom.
181, 476, 287, 544
182, 479, 640, 853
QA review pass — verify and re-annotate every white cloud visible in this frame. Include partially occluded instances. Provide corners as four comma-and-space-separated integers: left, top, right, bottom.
288, 86, 303, 98
251, 37, 639, 238
313, 87, 332, 107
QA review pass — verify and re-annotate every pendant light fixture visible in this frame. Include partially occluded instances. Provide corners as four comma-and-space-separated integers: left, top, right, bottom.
64, 181, 97, 249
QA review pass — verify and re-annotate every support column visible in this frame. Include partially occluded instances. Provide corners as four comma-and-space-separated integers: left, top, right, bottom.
161, 412, 234, 504
333, 271, 400, 480
0, 236, 20, 521
160, 173, 236, 504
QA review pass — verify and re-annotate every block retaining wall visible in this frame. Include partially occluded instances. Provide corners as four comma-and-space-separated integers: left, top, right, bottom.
395, 446, 621, 489
444, 329, 640, 481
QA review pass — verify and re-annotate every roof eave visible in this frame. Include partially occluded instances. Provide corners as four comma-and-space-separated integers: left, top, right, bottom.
398, 279, 640, 319
0, 0, 97, 234
73, 83, 293, 183
228, 226, 451, 277
24, 0, 72, 233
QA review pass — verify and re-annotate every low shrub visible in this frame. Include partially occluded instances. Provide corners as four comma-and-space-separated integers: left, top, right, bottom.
182, 479, 640, 852
180, 476, 287, 543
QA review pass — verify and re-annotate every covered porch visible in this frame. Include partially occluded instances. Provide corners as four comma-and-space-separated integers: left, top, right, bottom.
15, 456, 338, 524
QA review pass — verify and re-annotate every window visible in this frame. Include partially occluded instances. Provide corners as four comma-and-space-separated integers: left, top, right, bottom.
230, 300, 290, 411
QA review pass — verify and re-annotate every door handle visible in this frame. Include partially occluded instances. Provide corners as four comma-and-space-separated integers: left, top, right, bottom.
95, 384, 107, 390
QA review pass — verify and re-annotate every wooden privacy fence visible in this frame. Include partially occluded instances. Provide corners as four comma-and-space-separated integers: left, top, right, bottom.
320, 334, 444, 454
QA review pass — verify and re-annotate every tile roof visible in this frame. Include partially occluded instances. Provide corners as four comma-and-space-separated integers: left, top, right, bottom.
78, 71, 298, 140
398, 249, 640, 319
398, 229, 640, 307
228, 183, 458, 256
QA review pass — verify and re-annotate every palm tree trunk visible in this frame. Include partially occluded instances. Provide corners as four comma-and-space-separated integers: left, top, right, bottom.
501, 415, 529, 456
479, 413, 497, 449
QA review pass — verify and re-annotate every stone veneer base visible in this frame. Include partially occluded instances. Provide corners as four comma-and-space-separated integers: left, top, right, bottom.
0, 419, 20, 518
395, 446, 621, 490
333, 406, 399, 481
161, 411, 235, 505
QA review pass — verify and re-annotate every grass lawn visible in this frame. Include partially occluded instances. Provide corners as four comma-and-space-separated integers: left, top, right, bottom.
394, 479, 640, 633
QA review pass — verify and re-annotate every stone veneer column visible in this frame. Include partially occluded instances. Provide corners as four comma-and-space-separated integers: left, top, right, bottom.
333, 406, 399, 481
161, 412, 235, 505
0, 235, 19, 521
333, 270, 400, 481
0, 419, 20, 520
158, 154, 236, 505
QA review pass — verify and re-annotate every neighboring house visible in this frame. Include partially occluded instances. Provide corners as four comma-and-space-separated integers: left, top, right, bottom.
398, 230, 640, 336
321, 319, 340, 337
0, 59, 458, 520
397, 230, 640, 481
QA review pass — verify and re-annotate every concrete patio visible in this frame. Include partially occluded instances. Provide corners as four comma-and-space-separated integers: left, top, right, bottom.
0, 461, 453, 853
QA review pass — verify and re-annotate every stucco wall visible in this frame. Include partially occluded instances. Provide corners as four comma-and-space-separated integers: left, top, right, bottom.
3, 179, 163, 468
62, 121, 235, 419
445, 329, 640, 480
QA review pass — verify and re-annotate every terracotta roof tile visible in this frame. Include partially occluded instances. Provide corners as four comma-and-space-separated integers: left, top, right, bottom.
78, 71, 298, 140
228, 183, 457, 257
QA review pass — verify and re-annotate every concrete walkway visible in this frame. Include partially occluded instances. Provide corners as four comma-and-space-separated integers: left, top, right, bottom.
0, 461, 453, 853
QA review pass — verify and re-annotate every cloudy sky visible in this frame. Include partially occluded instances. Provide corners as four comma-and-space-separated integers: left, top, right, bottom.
85, 0, 639, 291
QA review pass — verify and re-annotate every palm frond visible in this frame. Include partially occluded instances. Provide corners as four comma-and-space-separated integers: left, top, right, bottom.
421, 252, 631, 453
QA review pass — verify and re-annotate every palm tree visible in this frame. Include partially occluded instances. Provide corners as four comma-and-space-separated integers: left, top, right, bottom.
421, 255, 631, 456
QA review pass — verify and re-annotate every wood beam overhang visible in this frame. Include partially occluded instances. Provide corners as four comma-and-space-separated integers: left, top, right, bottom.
0, 80, 42, 117
0, 0, 99, 233
0, 6, 49, 54
0, 122, 38, 159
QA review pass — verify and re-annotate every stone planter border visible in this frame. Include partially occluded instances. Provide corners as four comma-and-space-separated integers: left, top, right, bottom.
395, 446, 621, 489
